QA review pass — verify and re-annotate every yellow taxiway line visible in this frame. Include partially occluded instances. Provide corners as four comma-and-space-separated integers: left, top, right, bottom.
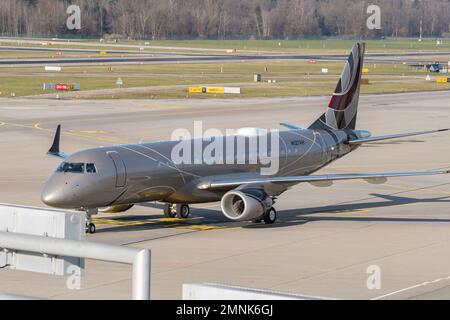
33, 123, 42, 130
2, 121, 128, 144
92, 215, 229, 231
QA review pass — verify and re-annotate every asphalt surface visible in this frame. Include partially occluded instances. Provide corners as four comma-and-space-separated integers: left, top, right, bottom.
1, 91, 450, 299
1, 45, 450, 65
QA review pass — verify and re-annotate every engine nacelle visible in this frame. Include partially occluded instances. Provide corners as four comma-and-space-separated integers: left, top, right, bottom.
99, 204, 134, 213
220, 190, 272, 222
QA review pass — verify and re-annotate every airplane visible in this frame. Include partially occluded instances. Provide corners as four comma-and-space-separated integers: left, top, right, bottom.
41, 43, 450, 234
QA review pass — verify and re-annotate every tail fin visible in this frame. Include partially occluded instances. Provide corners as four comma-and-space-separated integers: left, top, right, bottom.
309, 42, 365, 131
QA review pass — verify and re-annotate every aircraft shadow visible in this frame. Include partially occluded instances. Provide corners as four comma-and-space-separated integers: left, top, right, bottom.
95, 202, 230, 233
96, 193, 450, 233
244, 193, 450, 229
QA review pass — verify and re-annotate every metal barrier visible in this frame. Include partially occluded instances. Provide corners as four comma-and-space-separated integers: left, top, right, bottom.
0, 293, 39, 300
183, 283, 333, 300
0, 231, 151, 300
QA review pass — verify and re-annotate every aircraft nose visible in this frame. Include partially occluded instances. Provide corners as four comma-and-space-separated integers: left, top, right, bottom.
41, 184, 65, 207
41, 179, 77, 208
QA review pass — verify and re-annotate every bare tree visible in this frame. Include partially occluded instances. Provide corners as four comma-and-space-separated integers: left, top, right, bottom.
1, 0, 449, 39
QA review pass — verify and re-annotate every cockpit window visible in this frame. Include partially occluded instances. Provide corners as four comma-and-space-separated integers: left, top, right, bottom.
56, 162, 85, 173
86, 163, 97, 173
56, 162, 97, 174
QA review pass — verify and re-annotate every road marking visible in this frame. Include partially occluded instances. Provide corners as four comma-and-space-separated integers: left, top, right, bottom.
174, 225, 227, 231
92, 216, 230, 231
33, 123, 42, 130
372, 276, 450, 300
1, 122, 36, 130
0, 122, 5, 127
77, 130, 110, 134
4, 121, 128, 144
145, 105, 186, 110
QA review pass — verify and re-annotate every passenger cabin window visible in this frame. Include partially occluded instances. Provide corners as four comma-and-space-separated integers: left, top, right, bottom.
56, 162, 97, 174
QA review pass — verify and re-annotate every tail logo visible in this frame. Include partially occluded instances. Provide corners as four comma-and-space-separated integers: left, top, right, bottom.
309, 43, 365, 131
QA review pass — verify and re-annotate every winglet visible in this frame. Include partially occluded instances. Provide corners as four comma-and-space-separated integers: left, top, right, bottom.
47, 125, 67, 158
48, 125, 61, 155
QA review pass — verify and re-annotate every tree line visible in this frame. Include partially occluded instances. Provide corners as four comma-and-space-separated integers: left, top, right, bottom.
0, 0, 449, 39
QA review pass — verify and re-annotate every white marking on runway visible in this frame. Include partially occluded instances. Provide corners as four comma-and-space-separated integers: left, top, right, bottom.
0, 107, 48, 110
371, 276, 450, 300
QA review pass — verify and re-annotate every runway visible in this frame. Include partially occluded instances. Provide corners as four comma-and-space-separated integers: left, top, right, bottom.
1, 91, 450, 299
1, 45, 449, 66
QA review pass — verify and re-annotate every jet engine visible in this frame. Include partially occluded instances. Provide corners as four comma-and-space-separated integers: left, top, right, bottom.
99, 204, 134, 213
220, 189, 273, 222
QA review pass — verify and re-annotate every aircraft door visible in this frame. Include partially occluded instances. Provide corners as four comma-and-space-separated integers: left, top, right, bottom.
107, 151, 127, 188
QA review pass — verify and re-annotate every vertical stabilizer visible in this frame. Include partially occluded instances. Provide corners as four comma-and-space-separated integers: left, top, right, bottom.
309, 42, 365, 130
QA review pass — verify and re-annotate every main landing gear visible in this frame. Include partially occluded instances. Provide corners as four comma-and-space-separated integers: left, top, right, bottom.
263, 207, 277, 225
85, 208, 98, 234
252, 207, 277, 225
164, 204, 191, 219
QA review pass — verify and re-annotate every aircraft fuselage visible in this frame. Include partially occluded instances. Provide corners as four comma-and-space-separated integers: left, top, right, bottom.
41, 128, 358, 210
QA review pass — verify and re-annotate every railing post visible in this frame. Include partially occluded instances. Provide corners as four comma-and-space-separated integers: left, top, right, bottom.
132, 249, 151, 300
0, 231, 151, 300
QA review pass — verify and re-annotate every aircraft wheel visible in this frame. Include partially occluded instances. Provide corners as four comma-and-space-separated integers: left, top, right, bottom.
177, 204, 190, 219
164, 204, 177, 218
87, 223, 96, 234
263, 207, 277, 225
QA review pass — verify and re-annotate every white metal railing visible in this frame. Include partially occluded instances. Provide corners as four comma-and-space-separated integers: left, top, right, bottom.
0, 293, 39, 300
183, 283, 333, 300
0, 231, 151, 300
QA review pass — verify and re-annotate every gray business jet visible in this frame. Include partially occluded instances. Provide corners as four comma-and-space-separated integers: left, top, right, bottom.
42, 43, 450, 233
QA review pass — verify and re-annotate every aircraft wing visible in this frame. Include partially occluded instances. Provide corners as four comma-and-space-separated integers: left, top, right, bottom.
280, 123, 305, 130
347, 129, 449, 145
197, 169, 450, 190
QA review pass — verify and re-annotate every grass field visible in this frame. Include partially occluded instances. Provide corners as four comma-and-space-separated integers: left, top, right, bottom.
0, 75, 253, 97
0, 38, 449, 99
0, 59, 439, 98
0, 50, 148, 59
140, 39, 450, 53
25, 60, 424, 75
0, 60, 430, 77
90, 80, 450, 100
0, 59, 447, 98
2, 38, 450, 54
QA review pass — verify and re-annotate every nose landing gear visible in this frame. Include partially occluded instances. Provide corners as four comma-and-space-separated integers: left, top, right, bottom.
87, 222, 96, 234
84, 208, 98, 234
163, 204, 190, 219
